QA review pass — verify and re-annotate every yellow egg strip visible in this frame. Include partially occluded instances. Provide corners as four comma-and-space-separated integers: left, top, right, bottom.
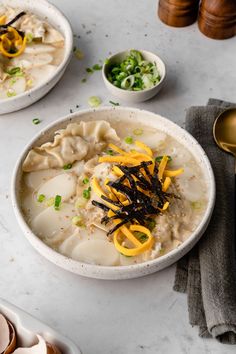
108, 143, 129, 156
158, 155, 169, 180
114, 225, 154, 256
107, 210, 142, 247
162, 177, 171, 192
99, 155, 140, 165
0, 15, 6, 25
135, 140, 153, 157
164, 168, 184, 177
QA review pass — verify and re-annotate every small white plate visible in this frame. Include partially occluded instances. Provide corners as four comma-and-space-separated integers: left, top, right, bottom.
0, 0, 73, 114
0, 298, 82, 353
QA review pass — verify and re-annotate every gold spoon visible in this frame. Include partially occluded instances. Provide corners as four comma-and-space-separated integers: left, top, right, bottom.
213, 108, 236, 169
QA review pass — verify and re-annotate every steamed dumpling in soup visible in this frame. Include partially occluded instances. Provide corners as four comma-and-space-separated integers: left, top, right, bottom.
20, 120, 208, 266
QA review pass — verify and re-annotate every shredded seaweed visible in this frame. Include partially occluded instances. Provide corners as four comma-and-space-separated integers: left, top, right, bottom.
92, 161, 179, 236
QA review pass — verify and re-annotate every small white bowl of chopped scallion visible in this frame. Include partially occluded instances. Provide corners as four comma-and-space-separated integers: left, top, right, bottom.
102, 49, 166, 103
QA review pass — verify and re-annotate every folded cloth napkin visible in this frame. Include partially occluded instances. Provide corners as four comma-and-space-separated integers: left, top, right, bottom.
174, 98, 236, 343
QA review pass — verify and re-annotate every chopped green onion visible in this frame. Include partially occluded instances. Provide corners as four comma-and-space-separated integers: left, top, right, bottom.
159, 248, 165, 255
6, 67, 22, 76
46, 197, 55, 207
88, 96, 101, 108
134, 232, 148, 243
146, 219, 156, 231
104, 58, 109, 65
37, 194, 45, 203
86, 67, 93, 73
106, 50, 161, 91
109, 100, 120, 106
32, 118, 41, 125
106, 149, 114, 155
155, 155, 172, 163
9, 78, 17, 86
72, 215, 84, 227
81, 78, 87, 83
83, 186, 91, 199
75, 196, 87, 208
191, 201, 203, 210
7, 90, 16, 97
92, 64, 102, 70
54, 195, 62, 210
63, 163, 73, 170
83, 177, 89, 184
74, 48, 84, 60
124, 136, 133, 144
26, 33, 34, 43
133, 128, 143, 136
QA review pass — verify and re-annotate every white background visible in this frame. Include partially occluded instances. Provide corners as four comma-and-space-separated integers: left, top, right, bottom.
0, 1, 236, 353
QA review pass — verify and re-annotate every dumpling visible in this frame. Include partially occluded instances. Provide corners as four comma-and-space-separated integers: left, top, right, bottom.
42, 23, 64, 46
22, 121, 119, 172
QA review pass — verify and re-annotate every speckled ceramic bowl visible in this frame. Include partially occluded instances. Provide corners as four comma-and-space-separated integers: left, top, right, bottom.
102, 50, 166, 103
0, 0, 73, 114
11, 107, 215, 280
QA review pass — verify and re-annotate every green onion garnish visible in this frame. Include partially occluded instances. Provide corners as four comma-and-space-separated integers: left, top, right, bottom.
109, 101, 120, 106
32, 118, 41, 125
74, 48, 84, 60
92, 64, 102, 70
37, 194, 45, 203
72, 215, 84, 227
86, 67, 93, 73
63, 163, 73, 170
146, 219, 156, 231
124, 136, 133, 144
104, 58, 109, 65
81, 78, 87, 83
26, 33, 34, 43
155, 155, 172, 163
83, 187, 91, 199
106, 49, 161, 91
133, 128, 143, 136
106, 149, 114, 155
82, 177, 89, 184
6, 67, 22, 76
46, 197, 55, 207
88, 96, 102, 108
7, 90, 16, 97
134, 232, 148, 243
54, 195, 62, 210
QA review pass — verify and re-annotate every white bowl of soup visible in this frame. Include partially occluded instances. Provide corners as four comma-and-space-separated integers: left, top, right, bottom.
11, 107, 215, 280
0, 0, 73, 114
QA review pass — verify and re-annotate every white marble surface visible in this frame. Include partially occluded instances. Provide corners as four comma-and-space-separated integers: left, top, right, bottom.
0, 0, 236, 353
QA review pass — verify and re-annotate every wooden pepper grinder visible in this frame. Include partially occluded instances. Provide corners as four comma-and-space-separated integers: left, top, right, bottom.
158, 0, 200, 27
198, 0, 236, 39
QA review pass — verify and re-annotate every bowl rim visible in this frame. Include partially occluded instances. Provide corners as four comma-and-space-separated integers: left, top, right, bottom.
102, 49, 166, 95
11, 106, 216, 278
0, 0, 73, 104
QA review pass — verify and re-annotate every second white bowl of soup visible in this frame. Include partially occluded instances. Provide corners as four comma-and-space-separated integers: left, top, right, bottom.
12, 107, 215, 279
0, 0, 73, 114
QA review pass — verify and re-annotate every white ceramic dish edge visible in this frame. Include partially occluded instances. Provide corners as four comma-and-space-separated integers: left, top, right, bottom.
0, 0, 73, 114
0, 298, 82, 353
11, 106, 216, 280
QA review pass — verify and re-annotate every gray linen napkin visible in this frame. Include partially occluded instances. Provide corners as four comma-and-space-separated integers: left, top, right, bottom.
174, 98, 236, 343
